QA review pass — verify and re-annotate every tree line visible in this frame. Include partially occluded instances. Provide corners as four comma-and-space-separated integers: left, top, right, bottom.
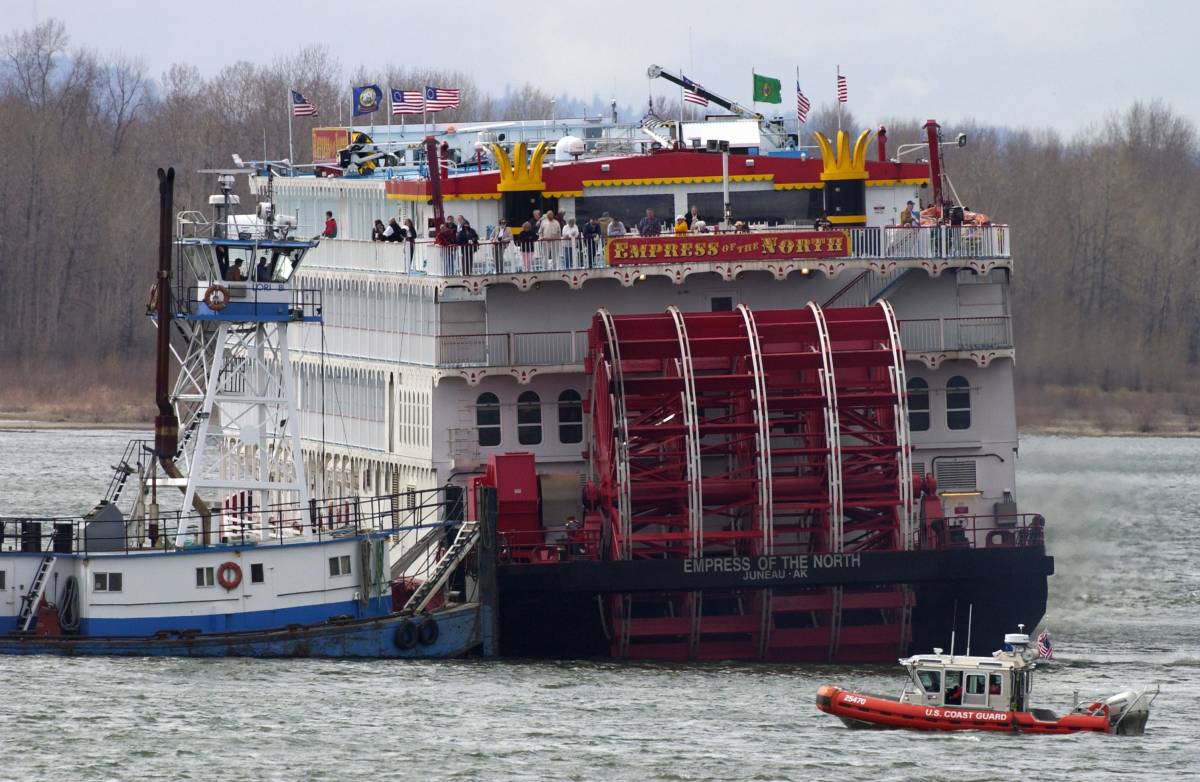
1, 20, 1197, 408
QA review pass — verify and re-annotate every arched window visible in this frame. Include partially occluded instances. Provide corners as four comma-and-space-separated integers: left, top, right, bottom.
517, 391, 542, 445
906, 377, 930, 432
946, 376, 971, 430
476, 392, 501, 446
558, 389, 583, 444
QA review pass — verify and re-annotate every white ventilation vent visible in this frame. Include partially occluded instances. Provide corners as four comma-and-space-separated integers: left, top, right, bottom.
936, 460, 977, 491
911, 462, 926, 479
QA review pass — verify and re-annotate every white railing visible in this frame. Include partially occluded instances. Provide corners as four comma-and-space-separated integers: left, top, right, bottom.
898, 316, 1013, 353
306, 225, 1012, 278
435, 330, 588, 368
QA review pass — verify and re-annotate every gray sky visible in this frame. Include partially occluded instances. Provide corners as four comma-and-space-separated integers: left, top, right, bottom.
9, 0, 1197, 134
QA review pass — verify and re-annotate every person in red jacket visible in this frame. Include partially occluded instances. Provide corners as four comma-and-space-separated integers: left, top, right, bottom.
322, 211, 338, 238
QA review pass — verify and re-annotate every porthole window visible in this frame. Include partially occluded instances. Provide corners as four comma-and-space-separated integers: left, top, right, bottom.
558, 389, 583, 444
946, 376, 971, 430
518, 391, 542, 445
476, 392, 501, 446
907, 377, 930, 432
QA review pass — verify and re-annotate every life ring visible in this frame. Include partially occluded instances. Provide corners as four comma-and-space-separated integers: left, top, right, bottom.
217, 561, 242, 590
393, 619, 418, 650
204, 284, 230, 311
417, 616, 439, 646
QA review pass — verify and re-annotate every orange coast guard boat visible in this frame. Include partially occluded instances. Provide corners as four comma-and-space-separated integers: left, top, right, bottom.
816, 628, 1156, 735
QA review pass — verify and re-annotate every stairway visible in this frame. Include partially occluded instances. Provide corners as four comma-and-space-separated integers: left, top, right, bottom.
17, 555, 57, 633
390, 524, 447, 579
822, 268, 910, 309
402, 522, 480, 614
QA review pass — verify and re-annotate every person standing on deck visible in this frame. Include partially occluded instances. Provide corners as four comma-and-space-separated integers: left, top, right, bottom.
561, 217, 581, 269
637, 208, 661, 236
538, 210, 562, 268
457, 219, 479, 275
402, 218, 417, 270
582, 217, 602, 267
322, 211, 338, 238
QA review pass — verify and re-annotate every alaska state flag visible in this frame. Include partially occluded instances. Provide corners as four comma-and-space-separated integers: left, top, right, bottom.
352, 84, 382, 116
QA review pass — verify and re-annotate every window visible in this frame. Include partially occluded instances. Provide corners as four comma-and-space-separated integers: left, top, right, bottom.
0, 571, 5, 590
195, 567, 215, 588
517, 391, 542, 445
93, 572, 122, 592
944, 670, 963, 705
710, 296, 734, 312
329, 554, 352, 577
989, 673, 1004, 697
906, 377, 930, 431
946, 376, 971, 430
966, 673, 986, 695
558, 389, 583, 444
917, 669, 941, 693
476, 392, 501, 447
250, 563, 264, 584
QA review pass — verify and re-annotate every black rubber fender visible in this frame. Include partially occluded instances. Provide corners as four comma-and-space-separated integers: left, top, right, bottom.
417, 616, 439, 646
393, 619, 418, 650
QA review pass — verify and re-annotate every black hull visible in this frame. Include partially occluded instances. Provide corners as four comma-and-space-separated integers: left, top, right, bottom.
496, 546, 1051, 661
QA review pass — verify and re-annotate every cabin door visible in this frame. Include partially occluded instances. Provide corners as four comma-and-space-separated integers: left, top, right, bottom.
963, 673, 988, 707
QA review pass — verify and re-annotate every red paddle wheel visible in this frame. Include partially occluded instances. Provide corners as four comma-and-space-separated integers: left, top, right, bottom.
586, 303, 915, 662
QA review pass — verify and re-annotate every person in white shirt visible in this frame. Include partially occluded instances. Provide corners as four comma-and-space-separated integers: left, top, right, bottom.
561, 217, 581, 269
607, 218, 627, 237
538, 210, 562, 268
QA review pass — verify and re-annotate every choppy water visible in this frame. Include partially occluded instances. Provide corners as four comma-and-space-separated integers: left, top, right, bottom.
0, 429, 1197, 781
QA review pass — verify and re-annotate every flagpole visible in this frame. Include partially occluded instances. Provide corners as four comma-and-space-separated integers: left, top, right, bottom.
795, 66, 800, 136
678, 71, 685, 148
387, 88, 393, 135
287, 88, 294, 171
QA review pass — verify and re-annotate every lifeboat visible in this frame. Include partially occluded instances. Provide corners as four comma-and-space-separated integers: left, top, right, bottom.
815, 628, 1157, 735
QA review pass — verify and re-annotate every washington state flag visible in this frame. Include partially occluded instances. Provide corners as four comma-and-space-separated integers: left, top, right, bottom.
753, 72, 782, 104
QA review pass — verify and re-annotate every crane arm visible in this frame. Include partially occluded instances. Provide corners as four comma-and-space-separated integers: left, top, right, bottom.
646, 65, 763, 121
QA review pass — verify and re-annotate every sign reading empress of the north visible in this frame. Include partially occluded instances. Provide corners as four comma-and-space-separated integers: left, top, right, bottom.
605, 230, 851, 266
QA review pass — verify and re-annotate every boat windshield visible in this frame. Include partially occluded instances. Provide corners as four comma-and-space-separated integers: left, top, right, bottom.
917, 669, 941, 693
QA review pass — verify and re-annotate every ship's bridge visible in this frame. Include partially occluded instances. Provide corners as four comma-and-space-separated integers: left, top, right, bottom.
171, 216, 323, 323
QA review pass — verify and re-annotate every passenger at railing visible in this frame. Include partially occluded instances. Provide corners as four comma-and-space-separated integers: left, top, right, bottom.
691, 219, 709, 234
637, 208, 662, 236
457, 219, 480, 274
402, 218, 417, 269
900, 200, 918, 227
583, 216, 602, 267
673, 215, 689, 235
538, 209, 562, 268
321, 211, 338, 239
734, 220, 750, 233
383, 218, 403, 242
517, 221, 537, 272
371, 219, 387, 241
684, 205, 701, 229
562, 217, 581, 269
814, 212, 832, 231
435, 219, 458, 275
606, 213, 626, 237
493, 218, 511, 273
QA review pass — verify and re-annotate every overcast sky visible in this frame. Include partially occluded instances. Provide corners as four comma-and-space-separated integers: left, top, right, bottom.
8, 0, 1196, 135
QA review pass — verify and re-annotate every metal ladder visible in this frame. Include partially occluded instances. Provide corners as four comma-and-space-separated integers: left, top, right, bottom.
402, 522, 480, 614
18, 555, 57, 632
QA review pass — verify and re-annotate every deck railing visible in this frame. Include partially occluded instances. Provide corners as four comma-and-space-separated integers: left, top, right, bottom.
898, 316, 1013, 353
306, 225, 1012, 277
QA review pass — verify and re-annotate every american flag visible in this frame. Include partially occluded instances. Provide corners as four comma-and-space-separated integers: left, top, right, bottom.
424, 86, 460, 112
1036, 630, 1053, 659
681, 75, 708, 107
836, 71, 848, 103
796, 83, 811, 123
391, 88, 423, 115
291, 90, 317, 117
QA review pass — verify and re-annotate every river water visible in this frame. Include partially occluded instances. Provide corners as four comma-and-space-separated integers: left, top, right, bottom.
0, 429, 1197, 781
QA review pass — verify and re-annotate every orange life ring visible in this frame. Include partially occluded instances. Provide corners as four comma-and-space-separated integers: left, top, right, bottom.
204, 284, 230, 311
217, 561, 242, 590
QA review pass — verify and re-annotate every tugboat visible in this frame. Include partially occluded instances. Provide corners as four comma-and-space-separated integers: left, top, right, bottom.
816, 627, 1157, 734
0, 168, 494, 658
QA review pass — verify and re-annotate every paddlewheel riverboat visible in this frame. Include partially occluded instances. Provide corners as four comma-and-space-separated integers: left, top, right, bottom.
816, 628, 1157, 734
